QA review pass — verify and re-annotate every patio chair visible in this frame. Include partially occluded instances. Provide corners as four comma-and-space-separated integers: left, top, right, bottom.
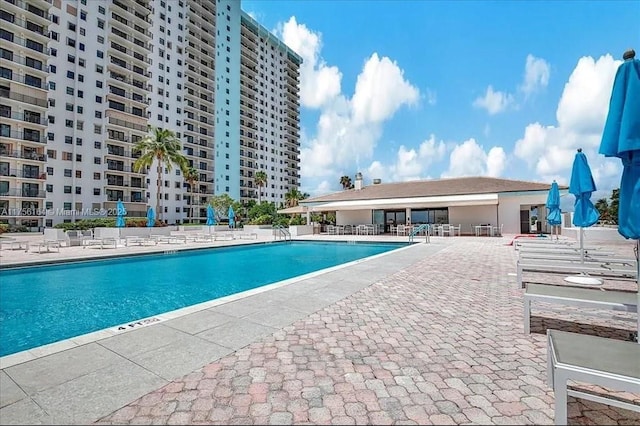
67, 230, 93, 247
492, 223, 503, 237
547, 330, 640, 425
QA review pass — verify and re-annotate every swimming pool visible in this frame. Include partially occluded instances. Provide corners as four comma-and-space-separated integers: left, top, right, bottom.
0, 241, 406, 357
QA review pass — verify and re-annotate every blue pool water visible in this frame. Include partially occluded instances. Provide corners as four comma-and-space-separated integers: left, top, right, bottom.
0, 241, 405, 357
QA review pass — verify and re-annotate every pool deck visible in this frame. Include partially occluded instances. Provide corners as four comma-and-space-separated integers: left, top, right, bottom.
0, 234, 638, 425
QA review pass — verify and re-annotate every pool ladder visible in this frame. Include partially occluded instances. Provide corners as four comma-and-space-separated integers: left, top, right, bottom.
273, 225, 291, 242
409, 224, 430, 243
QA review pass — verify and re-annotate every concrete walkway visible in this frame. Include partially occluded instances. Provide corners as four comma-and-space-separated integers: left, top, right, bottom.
0, 235, 638, 425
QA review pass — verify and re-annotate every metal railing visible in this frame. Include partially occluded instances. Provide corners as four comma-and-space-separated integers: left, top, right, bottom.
273, 224, 291, 242
409, 224, 431, 243
0, 188, 45, 198
0, 150, 46, 161
0, 168, 46, 179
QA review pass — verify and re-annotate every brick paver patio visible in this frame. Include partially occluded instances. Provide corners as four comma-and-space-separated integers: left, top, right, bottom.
96, 238, 639, 425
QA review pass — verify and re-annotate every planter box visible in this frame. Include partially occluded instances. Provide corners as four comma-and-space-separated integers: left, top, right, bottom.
289, 225, 313, 236
243, 225, 274, 237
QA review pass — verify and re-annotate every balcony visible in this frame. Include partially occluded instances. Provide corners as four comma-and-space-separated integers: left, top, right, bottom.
105, 178, 147, 189
106, 163, 146, 174
107, 87, 149, 105
107, 115, 148, 133
0, 149, 46, 161
0, 110, 46, 125
108, 56, 149, 78
106, 195, 148, 203
0, 14, 48, 41
0, 70, 47, 90
0, 168, 46, 179
106, 146, 141, 159
0, 89, 47, 108
0, 188, 45, 198
108, 71, 151, 92
0, 129, 46, 143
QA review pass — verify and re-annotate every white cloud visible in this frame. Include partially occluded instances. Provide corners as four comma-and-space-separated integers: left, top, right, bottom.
360, 134, 447, 183
281, 17, 342, 109
520, 54, 550, 95
486, 147, 507, 177
351, 53, 420, 124
556, 55, 619, 135
442, 138, 506, 178
513, 54, 623, 192
475, 55, 550, 115
473, 86, 514, 115
280, 18, 420, 189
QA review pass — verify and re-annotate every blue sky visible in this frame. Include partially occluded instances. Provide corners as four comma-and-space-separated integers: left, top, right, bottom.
244, 0, 640, 201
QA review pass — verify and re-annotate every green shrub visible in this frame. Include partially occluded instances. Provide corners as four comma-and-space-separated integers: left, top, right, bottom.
7, 225, 29, 233
0, 224, 9, 234
250, 214, 273, 225
289, 216, 306, 225
273, 216, 289, 227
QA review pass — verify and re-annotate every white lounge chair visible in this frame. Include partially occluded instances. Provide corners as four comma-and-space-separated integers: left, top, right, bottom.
524, 283, 637, 334
547, 330, 640, 425
516, 259, 637, 288
27, 240, 60, 253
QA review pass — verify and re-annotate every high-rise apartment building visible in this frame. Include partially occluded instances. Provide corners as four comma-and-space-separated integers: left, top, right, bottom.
0, 0, 301, 228
0, 0, 50, 229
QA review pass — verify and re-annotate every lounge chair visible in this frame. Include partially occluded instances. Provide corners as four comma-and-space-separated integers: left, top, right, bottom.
43, 228, 70, 247
547, 330, 640, 425
516, 259, 636, 288
0, 238, 28, 251
524, 283, 637, 334
27, 240, 60, 253
125, 236, 156, 246
67, 230, 93, 247
82, 237, 118, 249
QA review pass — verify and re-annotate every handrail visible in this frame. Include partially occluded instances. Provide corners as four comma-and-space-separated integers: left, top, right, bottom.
409, 224, 430, 243
273, 224, 291, 241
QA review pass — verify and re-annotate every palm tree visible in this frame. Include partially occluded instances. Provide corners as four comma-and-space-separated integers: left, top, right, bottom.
182, 166, 199, 223
285, 188, 303, 208
339, 175, 353, 190
595, 198, 611, 223
133, 127, 187, 222
254, 170, 267, 203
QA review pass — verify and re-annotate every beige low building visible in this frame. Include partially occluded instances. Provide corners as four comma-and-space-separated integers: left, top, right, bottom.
286, 174, 568, 235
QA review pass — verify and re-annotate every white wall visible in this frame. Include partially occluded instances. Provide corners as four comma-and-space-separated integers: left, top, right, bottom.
498, 193, 549, 234
448, 205, 497, 235
336, 210, 372, 225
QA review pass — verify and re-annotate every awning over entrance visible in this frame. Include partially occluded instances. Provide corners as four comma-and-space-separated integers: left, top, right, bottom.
277, 205, 309, 214
305, 193, 499, 211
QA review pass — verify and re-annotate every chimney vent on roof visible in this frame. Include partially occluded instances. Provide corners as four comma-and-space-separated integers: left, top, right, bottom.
373, 178, 381, 185
354, 172, 363, 190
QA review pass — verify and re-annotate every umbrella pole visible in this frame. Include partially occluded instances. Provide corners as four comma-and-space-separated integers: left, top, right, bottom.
580, 227, 585, 263
636, 239, 639, 343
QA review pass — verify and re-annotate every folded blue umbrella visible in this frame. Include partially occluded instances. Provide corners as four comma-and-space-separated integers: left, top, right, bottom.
569, 149, 600, 228
146, 207, 155, 228
206, 205, 216, 226
116, 200, 127, 228
228, 205, 235, 228
546, 181, 562, 226
599, 51, 640, 240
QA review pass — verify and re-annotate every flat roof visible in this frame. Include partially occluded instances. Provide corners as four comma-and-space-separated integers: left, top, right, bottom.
240, 12, 303, 64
